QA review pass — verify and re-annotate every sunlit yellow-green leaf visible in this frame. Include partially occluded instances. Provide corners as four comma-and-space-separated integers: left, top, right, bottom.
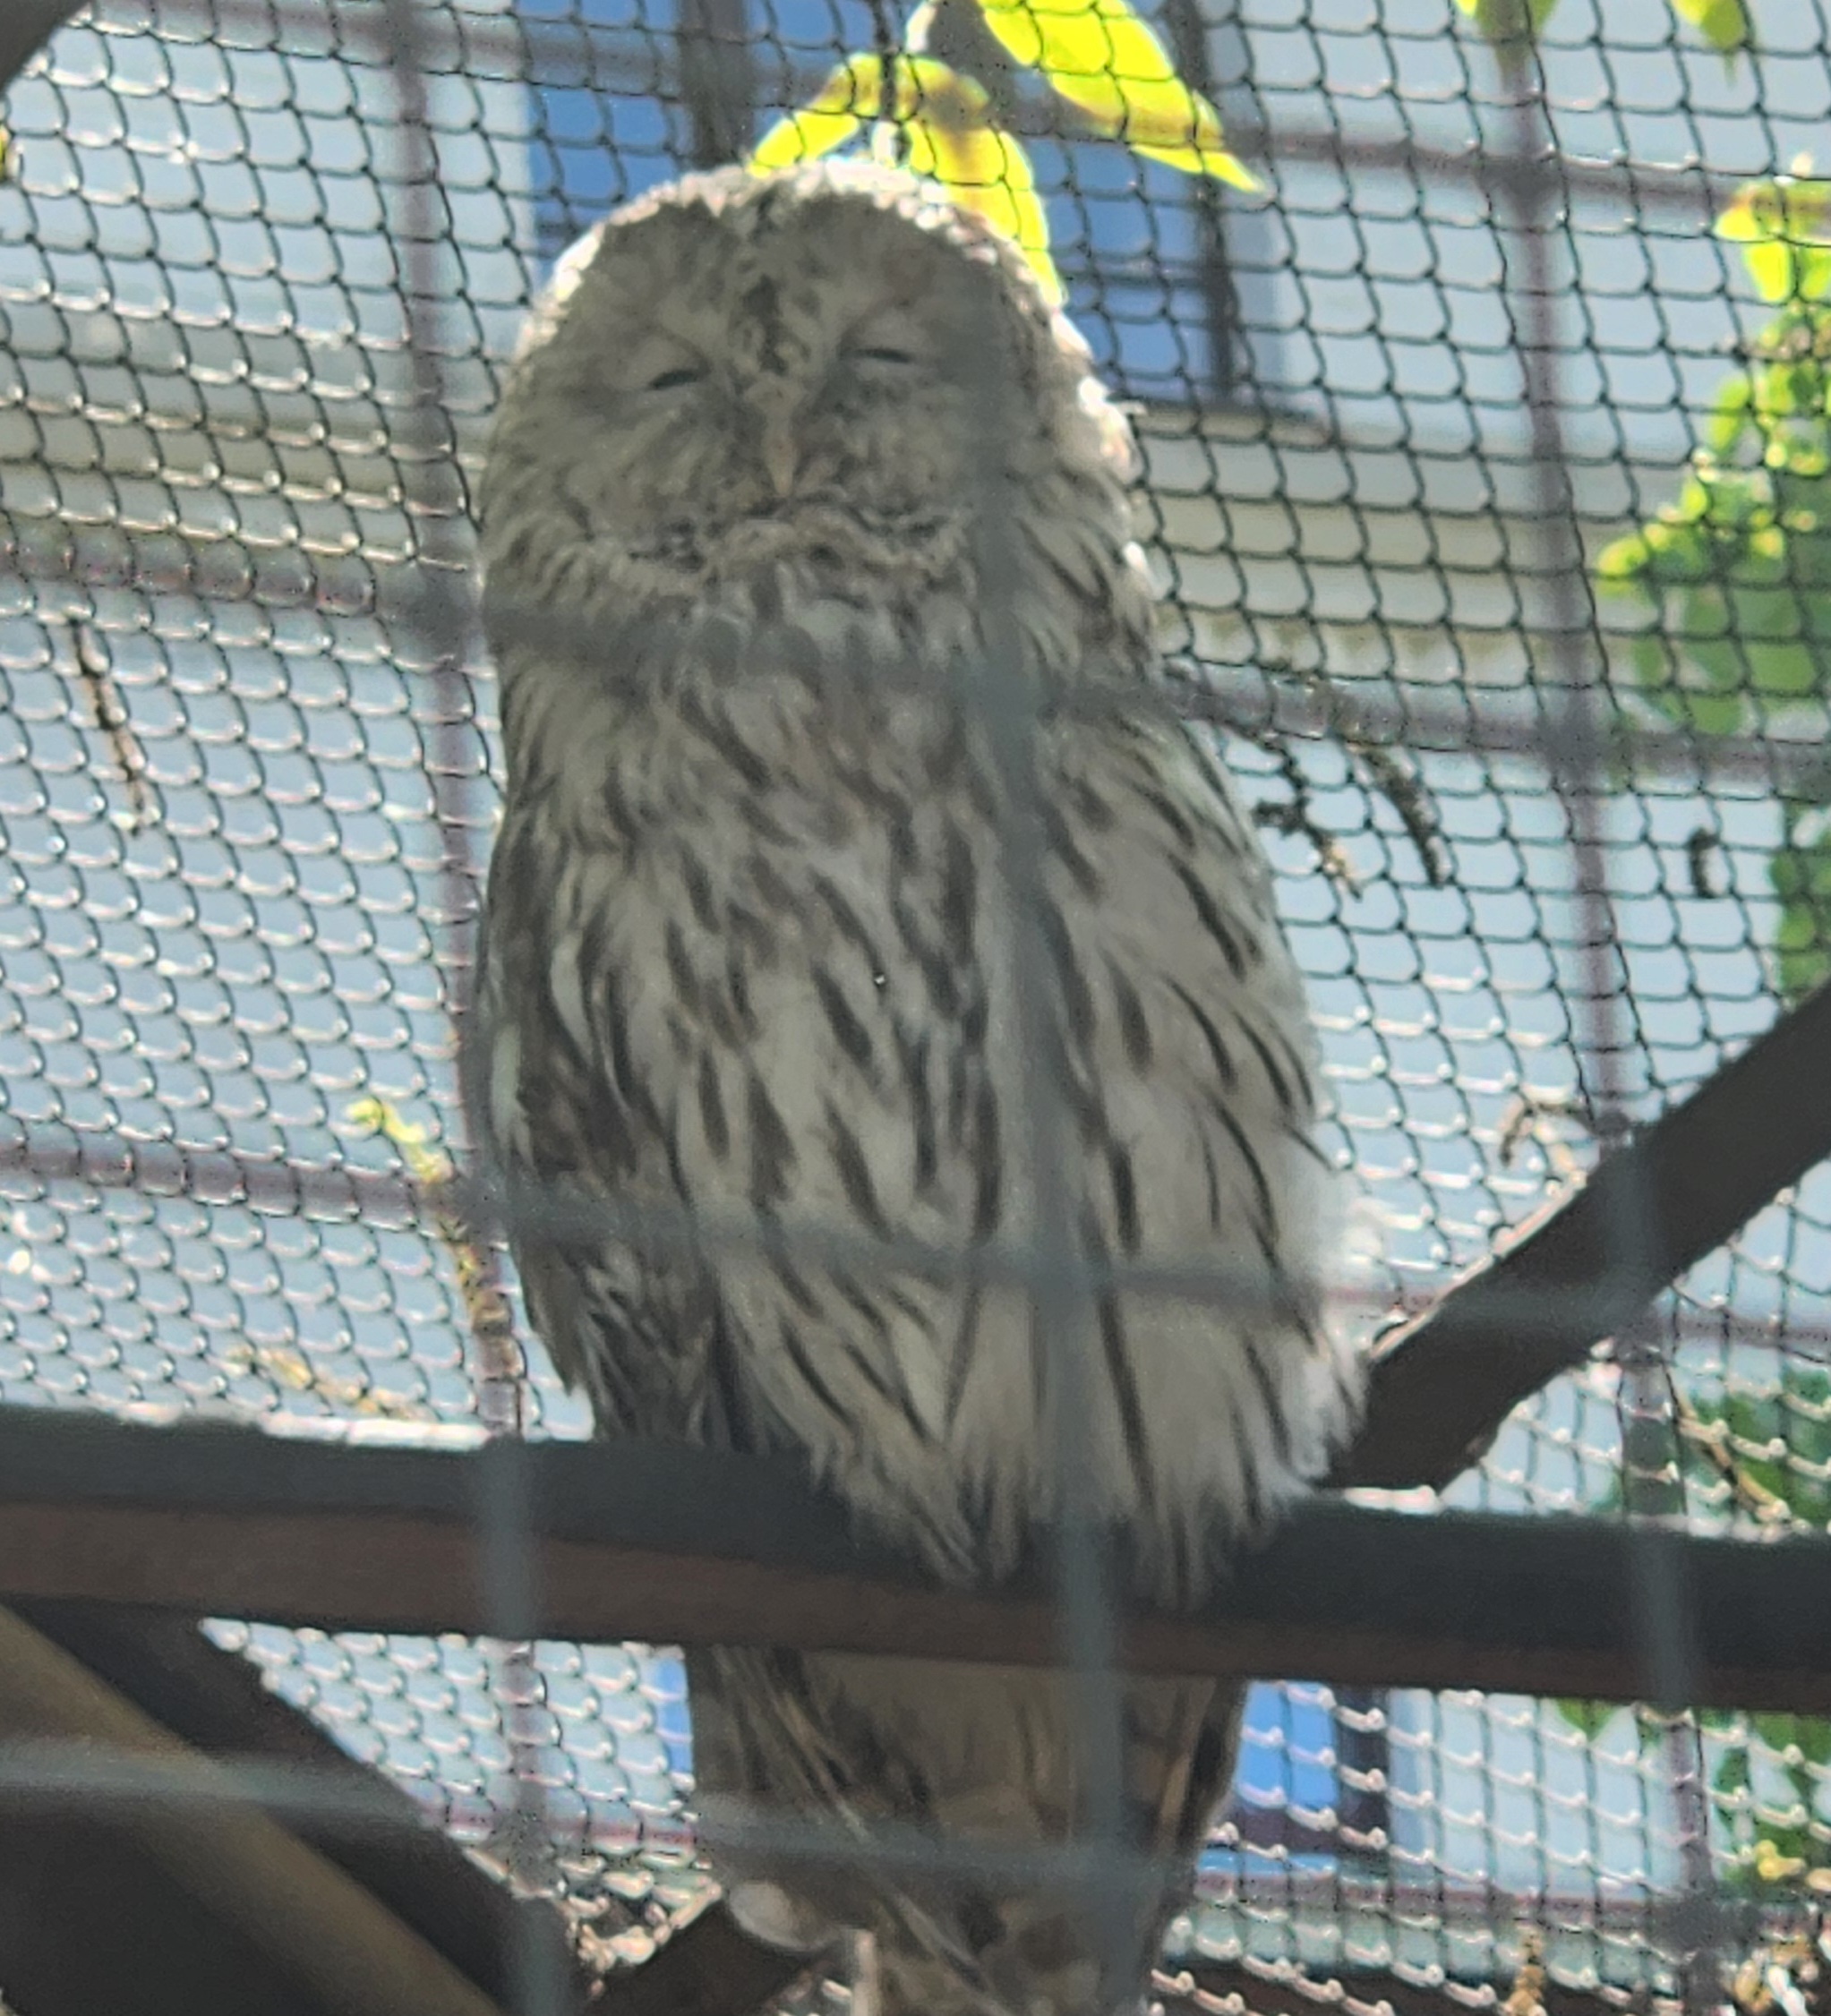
347, 1095, 451, 1190
750, 52, 884, 168
1718, 170, 1831, 303
750, 56, 1063, 303
901, 76, 1062, 302
1452, 0, 1557, 42
1595, 530, 1650, 583
1453, 0, 1741, 46
1668, 0, 1750, 53
973, 0, 1256, 189
1717, 177, 1831, 247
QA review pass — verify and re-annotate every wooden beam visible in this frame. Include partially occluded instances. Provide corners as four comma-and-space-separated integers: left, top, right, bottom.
0, 1603, 511, 2016
13, 1599, 586, 2011
0, 1407, 1826, 1713
0, 0, 81, 93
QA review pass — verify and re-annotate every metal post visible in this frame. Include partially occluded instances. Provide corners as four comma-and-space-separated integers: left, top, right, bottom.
1163, 0, 1243, 404
676, 0, 756, 167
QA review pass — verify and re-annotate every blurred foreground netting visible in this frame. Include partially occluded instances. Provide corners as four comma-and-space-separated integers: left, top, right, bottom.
2, 0, 1831, 1999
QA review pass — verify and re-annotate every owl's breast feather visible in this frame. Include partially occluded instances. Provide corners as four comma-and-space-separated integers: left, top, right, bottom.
484, 647, 1358, 1603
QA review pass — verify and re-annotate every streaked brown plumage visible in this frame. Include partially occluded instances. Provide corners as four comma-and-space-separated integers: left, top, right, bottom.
472, 160, 1360, 2016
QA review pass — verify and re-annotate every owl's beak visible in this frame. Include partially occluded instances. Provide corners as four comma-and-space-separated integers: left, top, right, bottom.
759, 416, 800, 500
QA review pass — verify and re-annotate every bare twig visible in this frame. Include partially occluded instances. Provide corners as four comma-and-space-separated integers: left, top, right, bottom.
1245, 731, 1361, 893
1496, 1090, 1595, 1183
69, 622, 152, 831
1686, 828, 1724, 901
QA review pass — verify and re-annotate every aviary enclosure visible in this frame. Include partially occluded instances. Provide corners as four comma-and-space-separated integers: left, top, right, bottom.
0, 0, 1830, 2011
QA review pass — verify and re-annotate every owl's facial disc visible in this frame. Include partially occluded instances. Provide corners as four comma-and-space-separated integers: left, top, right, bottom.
514, 195, 1047, 608
481, 165, 1137, 649
617, 285, 983, 580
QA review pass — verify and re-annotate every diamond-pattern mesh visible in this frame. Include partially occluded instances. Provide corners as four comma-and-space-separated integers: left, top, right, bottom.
2, 0, 1830, 2003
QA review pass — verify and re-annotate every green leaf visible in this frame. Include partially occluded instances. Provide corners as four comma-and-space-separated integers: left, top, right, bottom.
1719, 174, 1831, 304
749, 53, 881, 167
1772, 808, 1831, 1004
1453, 0, 1557, 39
1628, 633, 1683, 717
749, 56, 1065, 303
1753, 1716, 1831, 1766
899, 73, 1061, 302
1642, 515, 1715, 584
1708, 372, 1756, 456
1553, 1699, 1620, 1738
1715, 1745, 1753, 1798
1750, 240, 1800, 303
1669, 0, 1751, 53
1596, 530, 1651, 583
1748, 639, 1820, 699
972, 0, 1257, 187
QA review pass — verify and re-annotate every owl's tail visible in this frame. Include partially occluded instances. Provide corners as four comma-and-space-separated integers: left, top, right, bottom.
689, 1646, 1240, 2016
851, 1875, 1175, 2016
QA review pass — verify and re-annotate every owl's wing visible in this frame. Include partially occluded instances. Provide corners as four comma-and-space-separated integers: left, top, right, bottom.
466, 799, 740, 1444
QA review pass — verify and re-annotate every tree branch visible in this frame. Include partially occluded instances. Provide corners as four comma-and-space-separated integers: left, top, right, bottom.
12, 1599, 586, 2013
0, 0, 83, 93
1333, 977, 1831, 1489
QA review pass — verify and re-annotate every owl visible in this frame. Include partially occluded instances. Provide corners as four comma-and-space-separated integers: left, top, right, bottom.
471, 161, 1362, 2016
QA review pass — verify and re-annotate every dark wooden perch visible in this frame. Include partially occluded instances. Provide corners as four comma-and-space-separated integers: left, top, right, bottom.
0, 1405, 1828, 1704
0, 1604, 518, 2016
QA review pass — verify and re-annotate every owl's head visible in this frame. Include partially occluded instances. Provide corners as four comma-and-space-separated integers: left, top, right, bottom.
478, 161, 1146, 654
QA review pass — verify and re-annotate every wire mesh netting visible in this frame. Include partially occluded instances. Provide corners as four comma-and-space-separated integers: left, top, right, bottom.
3, 0, 1831, 2003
